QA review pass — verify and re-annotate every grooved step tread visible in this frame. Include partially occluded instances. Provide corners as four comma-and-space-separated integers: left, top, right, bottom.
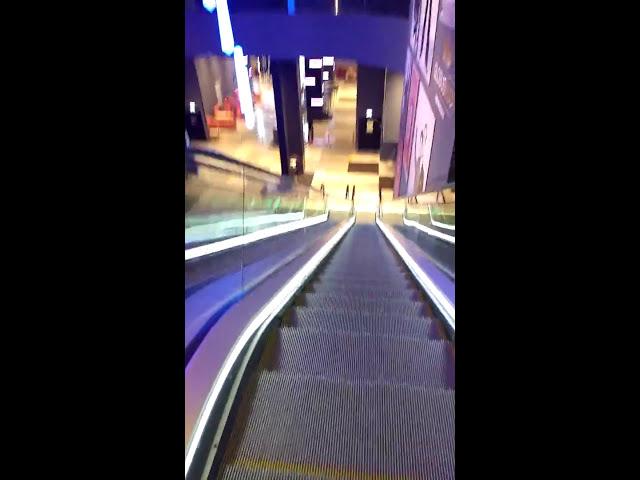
314, 277, 413, 289
222, 372, 455, 480
291, 307, 434, 337
309, 285, 417, 300
219, 463, 319, 479
304, 293, 424, 316
272, 328, 453, 387
217, 225, 454, 480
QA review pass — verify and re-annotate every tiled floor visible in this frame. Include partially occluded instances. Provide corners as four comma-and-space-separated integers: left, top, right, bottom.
192, 80, 404, 214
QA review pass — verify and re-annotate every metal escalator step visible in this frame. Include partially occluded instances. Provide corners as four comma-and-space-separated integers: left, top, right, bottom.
272, 328, 453, 388
321, 262, 406, 272
291, 307, 437, 338
218, 463, 319, 479
224, 372, 455, 479
303, 293, 424, 316
310, 283, 413, 298
318, 273, 410, 285
324, 258, 403, 270
319, 266, 408, 276
321, 262, 404, 272
315, 276, 411, 287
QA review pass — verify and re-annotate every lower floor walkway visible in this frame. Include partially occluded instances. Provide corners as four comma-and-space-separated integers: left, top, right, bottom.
191, 80, 405, 215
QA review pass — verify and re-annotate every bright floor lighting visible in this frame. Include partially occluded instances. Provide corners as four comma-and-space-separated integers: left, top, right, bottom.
254, 107, 266, 141
377, 217, 455, 330
185, 215, 355, 477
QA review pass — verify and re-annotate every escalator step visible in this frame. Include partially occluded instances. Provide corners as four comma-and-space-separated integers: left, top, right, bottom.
309, 284, 415, 299
318, 274, 409, 285
291, 306, 437, 338
323, 261, 404, 273
272, 328, 454, 388
218, 463, 316, 479
224, 372, 455, 479
314, 277, 412, 289
303, 293, 423, 316
320, 265, 407, 275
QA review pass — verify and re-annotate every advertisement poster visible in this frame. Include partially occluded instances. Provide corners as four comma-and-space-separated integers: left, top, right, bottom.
394, 0, 455, 197
395, 62, 421, 197
394, 54, 412, 195
424, 0, 455, 190
408, 82, 436, 194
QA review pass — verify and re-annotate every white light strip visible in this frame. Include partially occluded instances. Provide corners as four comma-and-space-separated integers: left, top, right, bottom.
428, 204, 455, 231
431, 219, 456, 231
185, 211, 306, 244
233, 46, 255, 130
202, 0, 216, 13
185, 215, 355, 477
298, 55, 306, 89
377, 217, 455, 330
215, 0, 234, 56
185, 212, 328, 260
403, 216, 455, 245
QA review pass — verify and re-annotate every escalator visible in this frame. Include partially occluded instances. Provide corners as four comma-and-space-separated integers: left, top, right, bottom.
392, 224, 455, 280
211, 223, 455, 479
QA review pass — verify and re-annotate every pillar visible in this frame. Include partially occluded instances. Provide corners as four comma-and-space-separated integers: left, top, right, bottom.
356, 65, 386, 151
271, 59, 305, 175
185, 57, 208, 140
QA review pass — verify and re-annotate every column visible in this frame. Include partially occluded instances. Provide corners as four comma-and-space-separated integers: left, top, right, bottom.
271, 59, 305, 175
185, 57, 208, 140
355, 65, 386, 151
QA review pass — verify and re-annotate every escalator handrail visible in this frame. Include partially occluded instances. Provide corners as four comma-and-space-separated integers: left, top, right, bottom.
185, 215, 355, 479
188, 147, 324, 195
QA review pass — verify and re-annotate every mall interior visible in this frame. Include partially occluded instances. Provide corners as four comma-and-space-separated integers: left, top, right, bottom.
185, 1, 455, 479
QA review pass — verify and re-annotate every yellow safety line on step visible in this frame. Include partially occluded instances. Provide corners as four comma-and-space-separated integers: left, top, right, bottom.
233, 457, 412, 479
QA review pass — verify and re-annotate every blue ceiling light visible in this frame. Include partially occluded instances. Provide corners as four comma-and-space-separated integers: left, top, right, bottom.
202, 0, 216, 13
288, 0, 295, 15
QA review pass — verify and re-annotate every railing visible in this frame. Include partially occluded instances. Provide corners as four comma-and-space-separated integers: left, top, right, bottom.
375, 196, 455, 336
185, 149, 356, 478
185, 147, 332, 368
186, 148, 327, 255
405, 188, 455, 234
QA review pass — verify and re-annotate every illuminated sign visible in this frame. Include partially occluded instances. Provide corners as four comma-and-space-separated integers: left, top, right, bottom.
309, 59, 322, 69
322, 71, 329, 81
189, 102, 196, 114
366, 108, 372, 119
322, 56, 334, 66
304, 76, 316, 87
311, 97, 323, 107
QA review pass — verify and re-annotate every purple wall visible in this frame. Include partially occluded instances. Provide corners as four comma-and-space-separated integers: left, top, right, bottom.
186, 11, 409, 73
